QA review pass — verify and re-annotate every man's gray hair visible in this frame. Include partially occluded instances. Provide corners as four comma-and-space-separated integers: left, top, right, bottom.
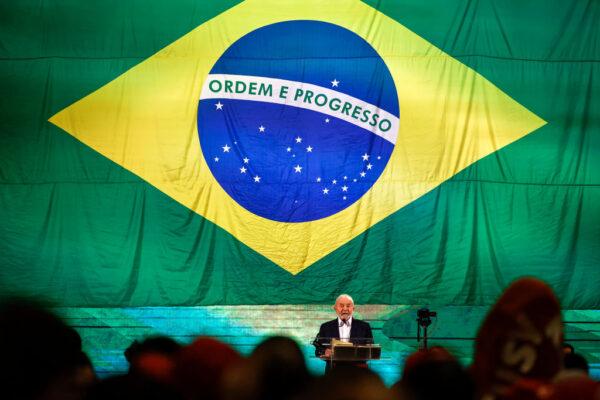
335, 294, 354, 304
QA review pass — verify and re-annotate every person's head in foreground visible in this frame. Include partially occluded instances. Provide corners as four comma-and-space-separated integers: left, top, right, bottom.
471, 277, 564, 400
394, 346, 474, 400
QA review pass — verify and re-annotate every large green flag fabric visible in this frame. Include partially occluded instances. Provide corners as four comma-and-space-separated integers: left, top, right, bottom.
1, 0, 598, 309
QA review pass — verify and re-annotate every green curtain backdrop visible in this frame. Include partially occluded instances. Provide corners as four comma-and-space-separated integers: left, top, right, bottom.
1, 0, 598, 305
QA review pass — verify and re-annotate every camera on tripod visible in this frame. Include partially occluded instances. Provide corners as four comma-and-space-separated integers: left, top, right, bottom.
416, 308, 437, 350
417, 307, 437, 328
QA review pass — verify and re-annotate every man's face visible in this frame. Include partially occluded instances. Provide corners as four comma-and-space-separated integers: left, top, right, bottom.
334, 297, 354, 321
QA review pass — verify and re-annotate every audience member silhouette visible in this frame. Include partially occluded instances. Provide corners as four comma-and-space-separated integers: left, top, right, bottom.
394, 346, 474, 400
174, 337, 243, 400
125, 336, 182, 366
224, 336, 312, 400
86, 374, 183, 400
471, 278, 563, 399
123, 335, 181, 384
563, 352, 589, 375
307, 365, 391, 400
0, 299, 94, 400
561, 343, 574, 355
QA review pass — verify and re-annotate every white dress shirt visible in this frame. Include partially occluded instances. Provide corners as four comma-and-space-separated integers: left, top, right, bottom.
338, 316, 352, 342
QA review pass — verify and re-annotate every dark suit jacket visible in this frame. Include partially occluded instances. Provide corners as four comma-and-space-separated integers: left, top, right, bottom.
313, 318, 373, 357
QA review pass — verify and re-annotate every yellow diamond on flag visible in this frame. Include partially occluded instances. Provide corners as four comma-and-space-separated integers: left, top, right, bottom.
49, 0, 545, 274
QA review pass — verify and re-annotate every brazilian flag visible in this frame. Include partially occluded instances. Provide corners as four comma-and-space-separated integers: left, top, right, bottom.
1, 0, 598, 380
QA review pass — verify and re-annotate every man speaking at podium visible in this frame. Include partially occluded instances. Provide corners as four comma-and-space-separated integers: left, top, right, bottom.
313, 294, 373, 370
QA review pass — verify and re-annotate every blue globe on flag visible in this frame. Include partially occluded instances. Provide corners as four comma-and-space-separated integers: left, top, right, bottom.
198, 20, 399, 222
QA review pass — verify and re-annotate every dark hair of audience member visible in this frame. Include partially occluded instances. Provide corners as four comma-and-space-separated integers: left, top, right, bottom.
125, 336, 181, 363
563, 352, 589, 374
174, 337, 243, 400
230, 336, 311, 400
394, 347, 474, 400
124, 336, 181, 378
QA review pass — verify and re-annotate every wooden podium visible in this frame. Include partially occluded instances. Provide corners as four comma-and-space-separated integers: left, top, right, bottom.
322, 340, 381, 369
329, 340, 381, 361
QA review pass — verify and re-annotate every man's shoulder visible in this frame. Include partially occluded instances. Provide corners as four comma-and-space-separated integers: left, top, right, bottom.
352, 318, 371, 328
320, 318, 338, 328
